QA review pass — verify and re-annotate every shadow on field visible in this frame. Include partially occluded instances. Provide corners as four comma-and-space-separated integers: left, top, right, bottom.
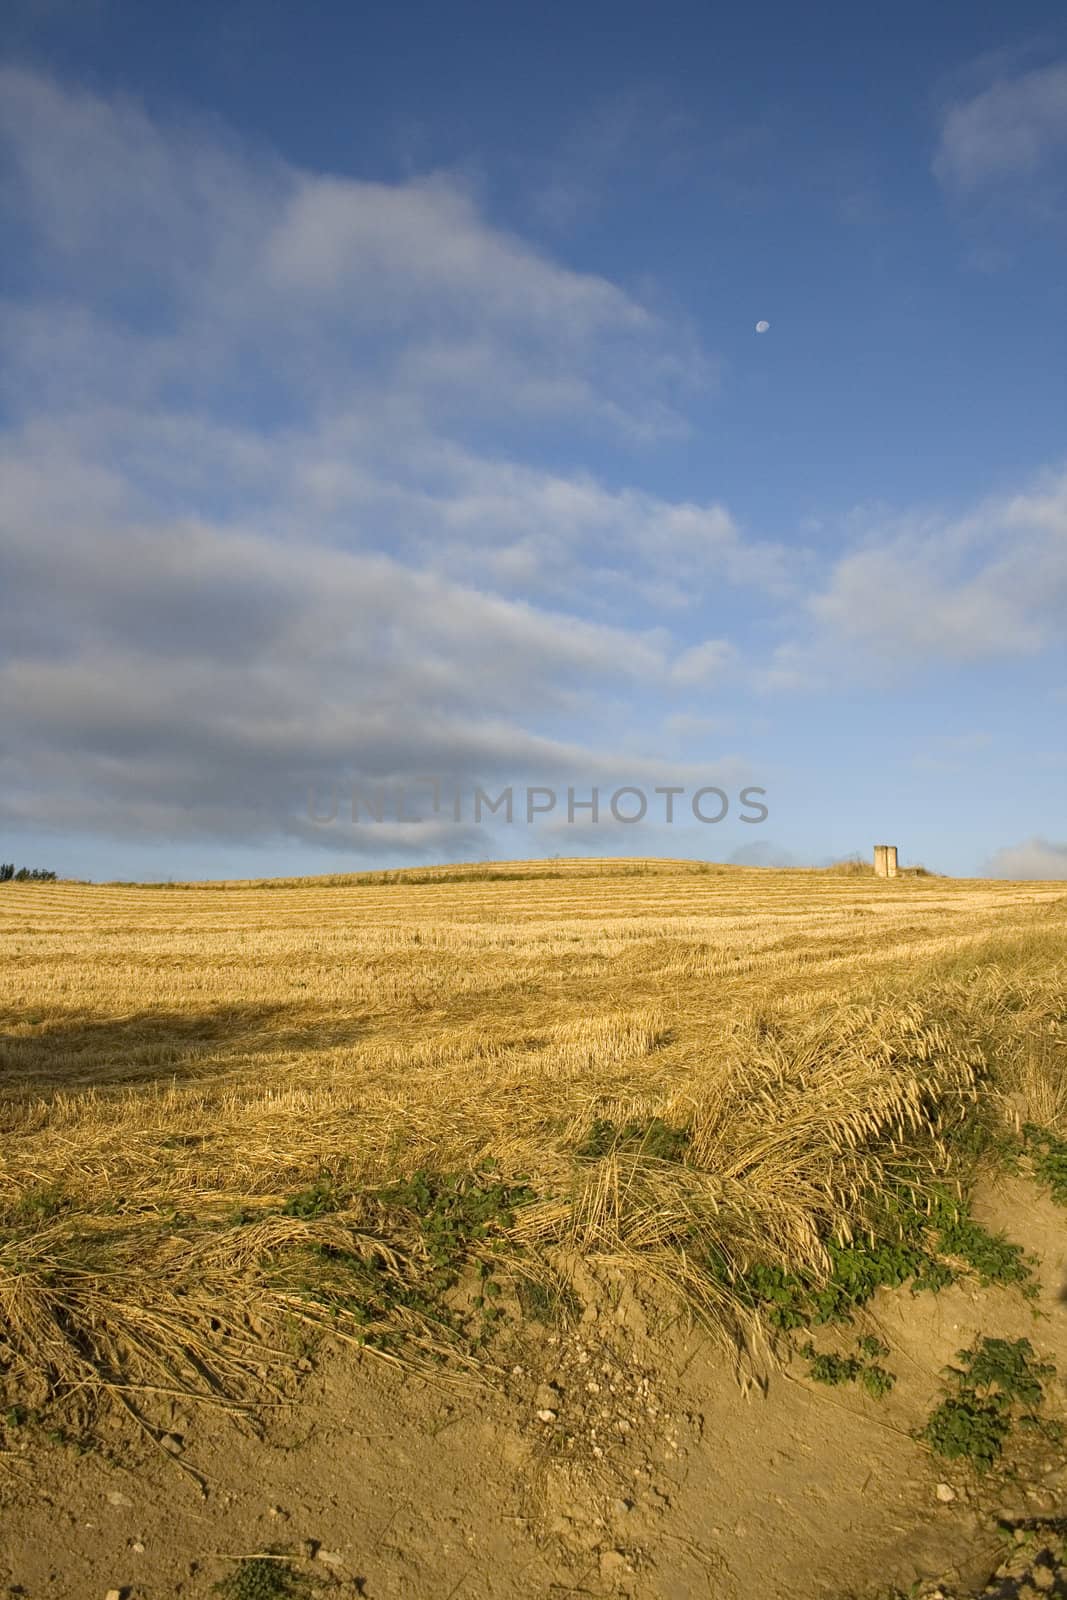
0, 1002, 369, 1095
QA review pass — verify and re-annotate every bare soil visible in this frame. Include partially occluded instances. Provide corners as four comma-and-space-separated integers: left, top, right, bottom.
2, 1176, 1065, 1600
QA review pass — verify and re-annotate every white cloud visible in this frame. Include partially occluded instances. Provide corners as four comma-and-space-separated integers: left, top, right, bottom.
0, 53, 774, 858
934, 60, 1067, 191
808, 470, 1067, 667
0, 64, 699, 441
664, 712, 734, 738
751, 643, 823, 695
671, 639, 737, 686
983, 838, 1067, 880
0, 67, 786, 616
266, 170, 648, 334
813, 547, 1041, 661
6, 66, 1063, 869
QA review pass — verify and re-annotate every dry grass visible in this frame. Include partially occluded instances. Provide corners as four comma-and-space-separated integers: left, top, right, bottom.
0, 859, 1064, 1423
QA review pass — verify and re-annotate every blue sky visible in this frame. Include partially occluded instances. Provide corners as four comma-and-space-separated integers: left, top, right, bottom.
1, 0, 1065, 879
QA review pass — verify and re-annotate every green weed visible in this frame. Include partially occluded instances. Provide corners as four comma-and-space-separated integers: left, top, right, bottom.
930, 1194, 1035, 1290
1022, 1124, 1067, 1206
803, 1348, 863, 1386
212, 1557, 309, 1599
802, 1336, 896, 1398
921, 1337, 1056, 1471
275, 1166, 537, 1352
859, 1363, 896, 1400
280, 1180, 347, 1219
723, 1236, 946, 1330
577, 1117, 691, 1162
515, 1276, 579, 1326
379, 1165, 534, 1279
9, 1185, 70, 1226
717, 1184, 1031, 1330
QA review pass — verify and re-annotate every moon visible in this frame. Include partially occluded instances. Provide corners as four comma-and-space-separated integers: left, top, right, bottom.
755, 320, 770, 334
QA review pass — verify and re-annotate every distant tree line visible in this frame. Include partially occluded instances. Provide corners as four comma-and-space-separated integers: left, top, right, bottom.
0, 864, 57, 882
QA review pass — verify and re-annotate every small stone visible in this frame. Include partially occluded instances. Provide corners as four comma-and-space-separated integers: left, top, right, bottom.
317, 1550, 345, 1570
159, 1433, 184, 1455
268, 1505, 288, 1519
301, 1539, 319, 1560
536, 1408, 557, 1423
611, 1498, 633, 1517
1032, 1567, 1055, 1592
106, 1491, 133, 1508
131, 1543, 145, 1554
105, 1591, 125, 1600
599, 1549, 628, 1575
935, 1482, 956, 1503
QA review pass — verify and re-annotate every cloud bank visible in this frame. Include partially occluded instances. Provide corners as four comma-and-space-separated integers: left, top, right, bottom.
983, 838, 1067, 881
934, 60, 1067, 192
2, 66, 1065, 870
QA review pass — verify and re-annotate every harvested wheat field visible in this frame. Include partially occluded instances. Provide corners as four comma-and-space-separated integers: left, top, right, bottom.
1, 859, 1066, 1600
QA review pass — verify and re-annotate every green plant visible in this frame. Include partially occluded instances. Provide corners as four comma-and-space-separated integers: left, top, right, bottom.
921, 1337, 1056, 1470
801, 1337, 896, 1398
274, 1240, 411, 1350
803, 1347, 863, 1386
45, 1423, 94, 1454
515, 1276, 579, 1326
576, 1116, 691, 1162
930, 1195, 1035, 1290
280, 1179, 346, 1219
961, 1336, 1053, 1403
9, 1185, 70, 1226
212, 1557, 309, 1599
269, 1166, 538, 1356
724, 1232, 948, 1330
718, 1184, 1031, 1331
377, 1165, 535, 1347
857, 1334, 890, 1359
1022, 1124, 1067, 1205
860, 1363, 896, 1399
379, 1165, 534, 1281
